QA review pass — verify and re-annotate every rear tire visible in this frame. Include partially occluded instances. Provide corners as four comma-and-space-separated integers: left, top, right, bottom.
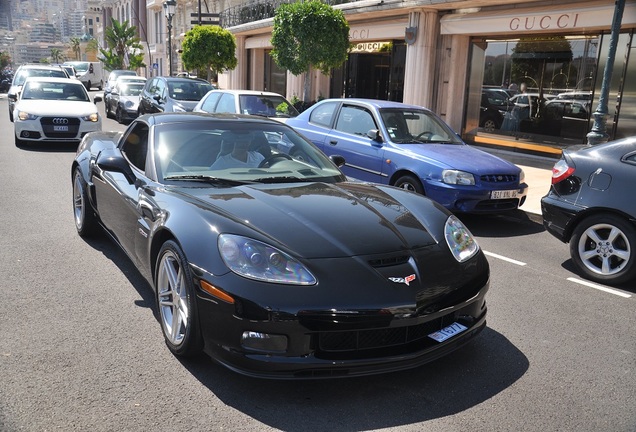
393, 174, 425, 195
72, 168, 99, 237
155, 240, 203, 357
570, 213, 636, 285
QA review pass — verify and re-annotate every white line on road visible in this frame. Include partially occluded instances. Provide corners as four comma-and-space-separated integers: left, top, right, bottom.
483, 250, 527, 266
567, 277, 632, 298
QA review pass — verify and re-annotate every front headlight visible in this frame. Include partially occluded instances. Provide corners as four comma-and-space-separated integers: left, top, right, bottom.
444, 215, 479, 262
218, 234, 316, 285
81, 112, 99, 122
17, 111, 38, 121
172, 104, 186, 112
124, 100, 134, 108
442, 169, 475, 185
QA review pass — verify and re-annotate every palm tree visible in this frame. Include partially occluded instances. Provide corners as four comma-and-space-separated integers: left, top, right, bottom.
50, 48, 63, 64
101, 19, 143, 70
69, 37, 81, 60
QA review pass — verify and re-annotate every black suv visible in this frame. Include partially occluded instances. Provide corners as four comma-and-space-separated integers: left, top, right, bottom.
7, 64, 69, 121
138, 76, 214, 115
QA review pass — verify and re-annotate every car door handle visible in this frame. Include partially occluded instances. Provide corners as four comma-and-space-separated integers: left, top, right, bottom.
329, 140, 338, 146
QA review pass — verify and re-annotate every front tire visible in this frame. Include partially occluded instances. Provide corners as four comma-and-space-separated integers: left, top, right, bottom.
570, 213, 636, 285
393, 174, 425, 195
115, 106, 123, 124
155, 241, 203, 357
72, 168, 98, 237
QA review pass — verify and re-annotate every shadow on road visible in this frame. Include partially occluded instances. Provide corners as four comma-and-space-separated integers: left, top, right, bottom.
180, 328, 528, 431
458, 209, 545, 238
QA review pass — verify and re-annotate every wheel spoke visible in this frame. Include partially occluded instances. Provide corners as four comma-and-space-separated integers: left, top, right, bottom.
585, 228, 603, 244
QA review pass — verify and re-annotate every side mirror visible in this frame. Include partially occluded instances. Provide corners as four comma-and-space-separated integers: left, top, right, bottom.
330, 154, 346, 167
96, 150, 136, 185
93, 95, 102, 103
367, 129, 383, 144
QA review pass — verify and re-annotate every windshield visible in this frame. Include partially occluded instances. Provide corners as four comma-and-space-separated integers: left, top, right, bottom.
68, 62, 89, 72
238, 95, 300, 118
168, 81, 214, 101
15, 68, 67, 86
155, 121, 345, 185
120, 83, 144, 96
21, 81, 89, 101
379, 108, 463, 144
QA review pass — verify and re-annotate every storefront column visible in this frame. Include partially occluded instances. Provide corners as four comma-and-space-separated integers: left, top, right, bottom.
403, 10, 439, 108
286, 72, 305, 102
443, 34, 470, 131
219, 35, 246, 90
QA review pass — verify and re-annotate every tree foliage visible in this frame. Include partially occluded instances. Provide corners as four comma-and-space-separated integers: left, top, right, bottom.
100, 18, 145, 71
271, 0, 349, 101
510, 36, 573, 88
50, 48, 63, 64
69, 37, 81, 60
181, 25, 238, 82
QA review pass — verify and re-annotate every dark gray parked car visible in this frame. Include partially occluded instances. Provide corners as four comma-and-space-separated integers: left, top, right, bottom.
541, 137, 636, 285
138, 76, 214, 115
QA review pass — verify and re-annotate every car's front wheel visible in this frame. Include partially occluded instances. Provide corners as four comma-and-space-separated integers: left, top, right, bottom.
72, 168, 98, 237
570, 213, 636, 285
115, 106, 124, 124
393, 174, 425, 195
155, 241, 203, 357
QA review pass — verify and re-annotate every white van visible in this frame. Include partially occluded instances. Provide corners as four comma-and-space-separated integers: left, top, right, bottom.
63, 61, 104, 90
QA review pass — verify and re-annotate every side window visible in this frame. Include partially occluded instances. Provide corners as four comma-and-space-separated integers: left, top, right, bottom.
216, 93, 236, 113
156, 80, 166, 98
201, 92, 222, 112
121, 123, 150, 171
335, 105, 376, 136
309, 101, 338, 127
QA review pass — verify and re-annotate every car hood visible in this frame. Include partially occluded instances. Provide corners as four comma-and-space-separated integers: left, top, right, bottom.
406, 143, 519, 174
119, 95, 140, 105
172, 100, 199, 112
174, 182, 442, 258
15, 100, 98, 116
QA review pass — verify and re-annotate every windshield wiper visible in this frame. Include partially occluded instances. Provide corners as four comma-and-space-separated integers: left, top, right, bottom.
163, 174, 251, 186
252, 176, 305, 183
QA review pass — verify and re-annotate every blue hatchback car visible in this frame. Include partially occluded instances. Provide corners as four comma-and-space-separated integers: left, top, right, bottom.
287, 98, 528, 213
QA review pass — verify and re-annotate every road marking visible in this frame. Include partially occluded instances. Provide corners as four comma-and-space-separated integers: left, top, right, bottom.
483, 251, 527, 266
567, 277, 632, 298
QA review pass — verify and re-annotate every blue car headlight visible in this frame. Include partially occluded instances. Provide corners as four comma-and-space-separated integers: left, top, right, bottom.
218, 234, 316, 285
442, 169, 475, 185
444, 215, 479, 262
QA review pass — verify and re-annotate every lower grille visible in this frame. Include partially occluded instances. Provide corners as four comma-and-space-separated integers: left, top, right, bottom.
40, 117, 80, 138
316, 313, 462, 360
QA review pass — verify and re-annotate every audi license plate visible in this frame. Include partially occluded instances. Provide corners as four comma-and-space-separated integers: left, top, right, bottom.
491, 189, 517, 199
428, 322, 467, 343
53, 125, 69, 132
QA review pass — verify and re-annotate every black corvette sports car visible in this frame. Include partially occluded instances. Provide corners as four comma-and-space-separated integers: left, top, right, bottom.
72, 112, 490, 378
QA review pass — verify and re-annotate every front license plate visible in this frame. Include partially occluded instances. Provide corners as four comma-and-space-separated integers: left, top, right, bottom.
53, 125, 69, 132
491, 189, 517, 199
428, 322, 468, 343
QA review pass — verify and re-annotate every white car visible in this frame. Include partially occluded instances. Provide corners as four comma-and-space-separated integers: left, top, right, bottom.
193, 89, 299, 121
13, 77, 102, 147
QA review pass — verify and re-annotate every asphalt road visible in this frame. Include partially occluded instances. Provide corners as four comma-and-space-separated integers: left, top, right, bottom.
1, 92, 634, 432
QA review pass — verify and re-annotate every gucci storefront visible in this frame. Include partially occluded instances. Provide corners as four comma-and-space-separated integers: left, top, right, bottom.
443, 1, 636, 155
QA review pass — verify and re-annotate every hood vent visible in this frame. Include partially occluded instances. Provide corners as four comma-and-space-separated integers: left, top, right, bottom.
368, 254, 410, 268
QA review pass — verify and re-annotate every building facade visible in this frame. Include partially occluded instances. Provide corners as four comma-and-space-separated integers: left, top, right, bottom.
84, 0, 636, 154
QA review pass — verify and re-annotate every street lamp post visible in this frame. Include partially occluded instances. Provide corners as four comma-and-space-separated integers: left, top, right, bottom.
164, 0, 176, 76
